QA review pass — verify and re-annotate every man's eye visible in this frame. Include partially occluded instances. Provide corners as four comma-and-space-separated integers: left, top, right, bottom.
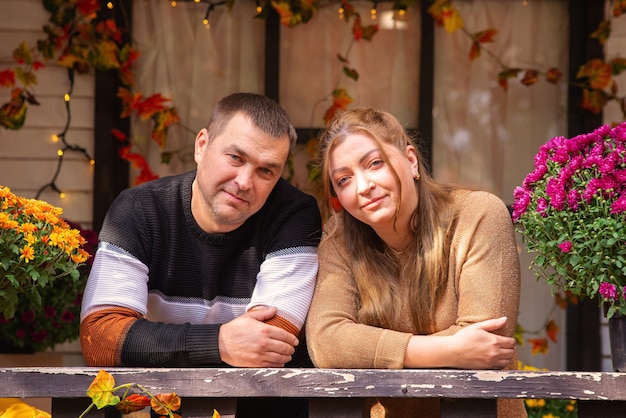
229, 154, 242, 162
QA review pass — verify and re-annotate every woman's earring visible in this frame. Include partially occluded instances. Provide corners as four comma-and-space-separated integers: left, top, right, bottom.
414, 171, 420, 181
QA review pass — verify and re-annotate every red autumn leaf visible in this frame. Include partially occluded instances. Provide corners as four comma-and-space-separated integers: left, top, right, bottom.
134, 169, 160, 186
119, 45, 140, 87
271, 1, 296, 27
554, 293, 569, 309
352, 16, 364, 41
116, 394, 151, 414
576, 59, 612, 90
111, 128, 128, 142
77, 0, 100, 18
612, 0, 626, 17
117, 87, 142, 118
580, 88, 608, 114
96, 19, 122, 44
469, 41, 481, 61
137, 94, 171, 121
527, 338, 549, 355
521, 70, 539, 86
545, 67, 563, 84
0, 69, 15, 87
119, 145, 159, 185
545, 319, 559, 343
323, 88, 353, 124
151, 107, 180, 148
497, 68, 522, 91
32, 61, 45, 71
151, 393, 182, 415
351, 16, 377, 42
565, 291, 579, 305
474, 29, 497, 44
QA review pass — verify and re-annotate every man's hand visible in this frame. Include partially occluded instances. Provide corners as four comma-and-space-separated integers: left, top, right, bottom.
218, 306, 299, 367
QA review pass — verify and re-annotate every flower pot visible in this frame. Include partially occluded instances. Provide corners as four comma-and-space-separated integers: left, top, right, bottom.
608, 314, 626, 372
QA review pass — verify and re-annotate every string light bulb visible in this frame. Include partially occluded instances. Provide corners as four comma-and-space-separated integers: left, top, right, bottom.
394, 8, 406, 22
370, 2, 377, 20
64, 93, 70, 102
57, 149, 64, 157
106, 2, 113, 9
338, 6, 344, 20
51, 134, 60, 143
171, 0, 177, 6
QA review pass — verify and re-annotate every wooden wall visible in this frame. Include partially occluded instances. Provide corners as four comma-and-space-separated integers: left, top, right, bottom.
0, 0, 95, 231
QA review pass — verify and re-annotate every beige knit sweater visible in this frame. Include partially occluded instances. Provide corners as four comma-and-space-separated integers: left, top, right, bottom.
306, 190, 527, 417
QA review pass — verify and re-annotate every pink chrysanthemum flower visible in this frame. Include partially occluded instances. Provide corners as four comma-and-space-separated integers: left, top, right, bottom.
558, 241, 572, 253
599, 282, 618, 301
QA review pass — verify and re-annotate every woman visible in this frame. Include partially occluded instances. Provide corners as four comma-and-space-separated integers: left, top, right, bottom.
306, 107, 526, 417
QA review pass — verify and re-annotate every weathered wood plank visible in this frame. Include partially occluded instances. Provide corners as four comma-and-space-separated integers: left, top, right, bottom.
2, 368, 626, 401
0, 0, 48, 32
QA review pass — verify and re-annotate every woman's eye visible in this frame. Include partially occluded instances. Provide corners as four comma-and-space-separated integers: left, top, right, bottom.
370, 159, 384, 168
336, 176, 349, 186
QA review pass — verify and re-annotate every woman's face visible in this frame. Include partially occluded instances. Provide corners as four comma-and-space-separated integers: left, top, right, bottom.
329, 132, 418, 245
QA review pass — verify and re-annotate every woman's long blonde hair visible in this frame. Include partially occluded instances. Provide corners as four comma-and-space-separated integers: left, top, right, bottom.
317, 107, 460, 333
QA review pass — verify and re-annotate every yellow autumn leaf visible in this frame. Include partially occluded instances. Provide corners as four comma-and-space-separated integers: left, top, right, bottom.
442, 5, 464, 33
86, 370, 121, 409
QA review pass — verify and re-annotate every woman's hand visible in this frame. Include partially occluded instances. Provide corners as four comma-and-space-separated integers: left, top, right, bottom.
446, 317, 516, 369
404, 317, 515, 369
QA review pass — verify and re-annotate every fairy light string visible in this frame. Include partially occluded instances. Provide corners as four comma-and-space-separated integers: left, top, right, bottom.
35, 68, 94, 199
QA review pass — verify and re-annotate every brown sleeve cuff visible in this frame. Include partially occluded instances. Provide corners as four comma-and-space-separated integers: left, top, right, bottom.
79, 307, 142, 366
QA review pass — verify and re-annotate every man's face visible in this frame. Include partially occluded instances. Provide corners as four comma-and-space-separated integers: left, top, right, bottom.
192, 112, 290, 233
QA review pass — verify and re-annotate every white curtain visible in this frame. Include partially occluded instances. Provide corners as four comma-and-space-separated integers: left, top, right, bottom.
132, 0, 265, 176
431, 0, 570, 372
432, 0, 569, 204
279, 1, 421, 127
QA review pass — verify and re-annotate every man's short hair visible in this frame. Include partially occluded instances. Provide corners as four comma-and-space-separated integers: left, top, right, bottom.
206, 92, 297, 147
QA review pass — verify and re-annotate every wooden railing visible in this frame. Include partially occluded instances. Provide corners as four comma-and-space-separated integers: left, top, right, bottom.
2, 367, 626, 417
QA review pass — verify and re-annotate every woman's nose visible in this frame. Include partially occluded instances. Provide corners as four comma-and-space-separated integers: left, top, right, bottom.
356, 174, 374, 194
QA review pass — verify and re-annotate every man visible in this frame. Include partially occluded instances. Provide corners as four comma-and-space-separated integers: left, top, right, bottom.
80, 93, 322, 416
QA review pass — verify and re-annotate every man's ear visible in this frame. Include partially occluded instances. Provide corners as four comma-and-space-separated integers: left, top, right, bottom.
194, 128, 209, 164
